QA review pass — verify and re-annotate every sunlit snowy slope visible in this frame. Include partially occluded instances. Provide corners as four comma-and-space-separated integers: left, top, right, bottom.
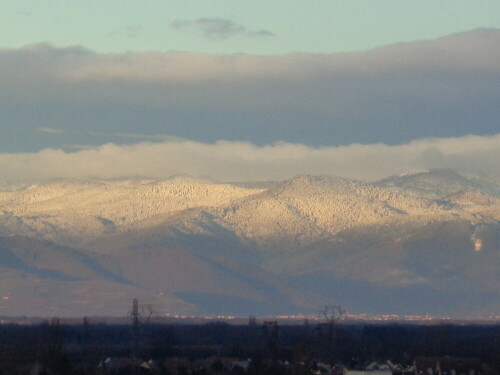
0, 171, 498, 317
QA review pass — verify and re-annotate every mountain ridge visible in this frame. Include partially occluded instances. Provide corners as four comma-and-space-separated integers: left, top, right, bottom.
0, 170, 498, 317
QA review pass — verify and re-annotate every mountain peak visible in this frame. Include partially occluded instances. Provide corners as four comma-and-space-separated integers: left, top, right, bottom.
376, 169, 483, 198
272, 175, 363, 196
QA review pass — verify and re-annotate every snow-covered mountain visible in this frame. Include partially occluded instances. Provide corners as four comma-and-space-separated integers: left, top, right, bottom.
0, 171, 498, 317
376, 169, 500, 199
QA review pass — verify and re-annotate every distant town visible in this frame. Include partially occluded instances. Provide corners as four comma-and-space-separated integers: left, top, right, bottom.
2, 313, 500, 327
0, 313, 498, 375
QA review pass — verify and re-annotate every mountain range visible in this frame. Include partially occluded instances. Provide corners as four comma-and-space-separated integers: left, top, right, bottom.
0, 170, 498, 318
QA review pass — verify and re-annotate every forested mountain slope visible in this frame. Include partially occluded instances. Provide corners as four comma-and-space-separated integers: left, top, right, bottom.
0, 171, 498, 317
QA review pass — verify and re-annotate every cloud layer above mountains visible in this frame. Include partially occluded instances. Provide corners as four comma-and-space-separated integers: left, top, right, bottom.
0, 29, 499, 183
1, 133, 499, 183
0, 29, 499, 153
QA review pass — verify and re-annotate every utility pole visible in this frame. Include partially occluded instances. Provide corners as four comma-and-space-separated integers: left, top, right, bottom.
81, 316, 90, 363
131, 299, 140, 363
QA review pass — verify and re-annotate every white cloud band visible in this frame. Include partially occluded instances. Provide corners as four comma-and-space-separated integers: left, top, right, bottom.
1, 134, 498, 184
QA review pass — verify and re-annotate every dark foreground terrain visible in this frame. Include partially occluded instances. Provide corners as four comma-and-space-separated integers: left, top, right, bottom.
0, 319, 499, 375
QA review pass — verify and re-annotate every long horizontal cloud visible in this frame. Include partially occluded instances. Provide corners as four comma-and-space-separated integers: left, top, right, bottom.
171, 18, 273, 39
5, 29, 499, 82
0, 133, 499, 184
0, 29, 499, 153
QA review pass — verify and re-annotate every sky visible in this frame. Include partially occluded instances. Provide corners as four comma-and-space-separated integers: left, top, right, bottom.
0, 1, 499, 182
2, 0, 500, 54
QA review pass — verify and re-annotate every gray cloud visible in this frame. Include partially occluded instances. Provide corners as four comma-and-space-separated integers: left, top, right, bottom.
36, 127, 65, 134
0, 29, 499, 154
35, 128, 174, 140
110, 25, 143, 38
171, 17, 274, 39
0, 134, 499, 184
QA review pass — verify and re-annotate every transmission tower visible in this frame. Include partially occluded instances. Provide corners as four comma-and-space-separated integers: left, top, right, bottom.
130, 299, 155, 363
261, 320, 279, 367
320, 305, 345, 323
317, 305, 345, 364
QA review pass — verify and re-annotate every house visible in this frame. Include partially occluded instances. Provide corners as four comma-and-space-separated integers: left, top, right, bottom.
414, 357, 483, 375
163, 357, 193, 375
102, 357, 141, 374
